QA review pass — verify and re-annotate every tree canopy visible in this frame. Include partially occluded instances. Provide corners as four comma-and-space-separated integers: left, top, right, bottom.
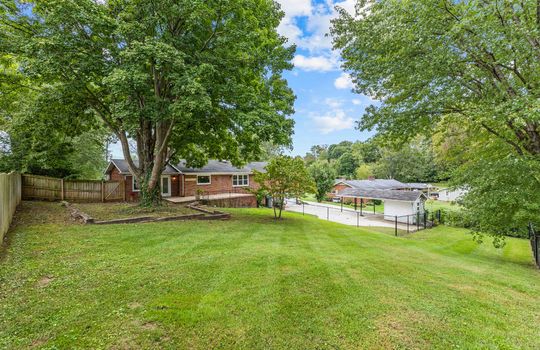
332, 0, 540, 240
254, 156, 315, 219
1, 0, 295, 205
308, 161, 336, 202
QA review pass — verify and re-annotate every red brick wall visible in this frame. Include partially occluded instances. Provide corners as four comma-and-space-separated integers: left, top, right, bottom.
206, 195, 257, 208
183, 174, 259, 197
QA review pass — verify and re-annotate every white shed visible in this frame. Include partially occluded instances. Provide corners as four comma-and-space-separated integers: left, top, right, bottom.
337, 188, 427, 224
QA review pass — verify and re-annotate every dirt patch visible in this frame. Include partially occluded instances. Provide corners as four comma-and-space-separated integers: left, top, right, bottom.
128, 302, 142, 310
141, 322, 158, 331
30, 338, 48, 348
37, 276, 54, 288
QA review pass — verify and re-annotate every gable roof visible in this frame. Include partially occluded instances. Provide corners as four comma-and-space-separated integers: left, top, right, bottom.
106, 159, 179, 175
175, 160, 267, 174
335, 179, 408, 191
337, 188, 427, 202
105, 159, 267, 176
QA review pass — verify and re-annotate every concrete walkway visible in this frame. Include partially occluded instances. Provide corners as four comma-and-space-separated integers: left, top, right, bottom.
285, 199, 413, 231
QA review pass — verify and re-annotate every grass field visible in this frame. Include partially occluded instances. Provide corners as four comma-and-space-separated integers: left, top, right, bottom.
73, 202, 198, 221
1, 202, 539, 349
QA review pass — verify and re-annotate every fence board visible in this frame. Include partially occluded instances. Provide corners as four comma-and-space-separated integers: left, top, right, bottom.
0, 172, 22, 241
22, 174, 123, 202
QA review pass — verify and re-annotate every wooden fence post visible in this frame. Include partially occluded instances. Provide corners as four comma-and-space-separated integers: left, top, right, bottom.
101, 181, 105, 202
60, 178, 64, 201
123, 179, 126, 202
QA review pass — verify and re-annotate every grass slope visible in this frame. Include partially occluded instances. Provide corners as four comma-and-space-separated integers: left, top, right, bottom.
0, 202, 539, 349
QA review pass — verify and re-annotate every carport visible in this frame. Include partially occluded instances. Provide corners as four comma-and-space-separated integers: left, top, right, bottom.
336, 188, 427, 223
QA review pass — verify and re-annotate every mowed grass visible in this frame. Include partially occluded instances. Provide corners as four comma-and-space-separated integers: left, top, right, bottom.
74, 202, 198, 221
1, 202, 539, 349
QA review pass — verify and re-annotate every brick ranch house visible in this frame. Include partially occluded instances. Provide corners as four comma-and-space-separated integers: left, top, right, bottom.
104, 159, 267, 205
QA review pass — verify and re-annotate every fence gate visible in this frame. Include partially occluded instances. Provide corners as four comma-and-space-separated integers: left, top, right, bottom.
529, 222, 539, 268
103, 181, 124, 202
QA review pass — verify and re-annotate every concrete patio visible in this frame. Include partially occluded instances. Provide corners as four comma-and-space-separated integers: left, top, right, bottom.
165, 193, 254, 204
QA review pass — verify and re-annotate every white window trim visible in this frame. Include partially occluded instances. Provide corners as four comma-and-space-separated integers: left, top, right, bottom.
232, 174, 249, 187
161, 175, 171, 197
197, 175, 211, 185
132, 176, 140, 192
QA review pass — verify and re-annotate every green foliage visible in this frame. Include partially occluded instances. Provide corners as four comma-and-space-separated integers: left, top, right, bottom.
336, 152, 359, 178
1, 0, 295, 204
327, 141, 352, 160
355, 163, 373, 180
0, 69, 109, 178
254, 156, 315, 219
332, 0, 540, 242
308, 161, 336, 202
372, 140, 438, 183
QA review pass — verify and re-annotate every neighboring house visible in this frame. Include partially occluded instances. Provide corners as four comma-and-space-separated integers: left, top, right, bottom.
404, 183, 433, 194
337, 188, 427, 223
437, 187, 467, 202
330, 178, 409, 202
104, 159, 266, 203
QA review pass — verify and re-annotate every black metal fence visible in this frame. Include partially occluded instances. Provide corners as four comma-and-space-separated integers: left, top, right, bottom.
289, 200, 440, 237
528, 222, 539, 268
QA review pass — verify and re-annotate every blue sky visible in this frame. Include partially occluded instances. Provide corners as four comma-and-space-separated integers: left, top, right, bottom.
274, 0, 377, 155
111, 0, 376, 158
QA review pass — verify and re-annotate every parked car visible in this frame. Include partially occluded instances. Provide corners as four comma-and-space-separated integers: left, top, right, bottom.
331, 197, 341, 203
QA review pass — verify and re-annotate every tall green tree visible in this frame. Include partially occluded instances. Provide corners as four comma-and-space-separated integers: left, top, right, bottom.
0, 58, 108, 178
332, 0, 540, 241
336, 152, 359, 178
372, 140, 438, 183
1, 0, 295, 206
308, 161, 336, 202
254, 156, 315, 219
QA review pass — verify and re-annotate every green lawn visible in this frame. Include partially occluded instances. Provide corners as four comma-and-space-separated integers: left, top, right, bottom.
74, 202, 198, 221
1, 202, 539, 349
425, 199, 462, 213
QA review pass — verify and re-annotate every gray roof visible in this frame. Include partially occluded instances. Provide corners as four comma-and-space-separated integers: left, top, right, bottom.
108, 159, 267, 175
337, 188, 427, 202
336, 179, 408, 190
404, 183, 432, 190
175, 160, 267, 174
109, 159, 179, 175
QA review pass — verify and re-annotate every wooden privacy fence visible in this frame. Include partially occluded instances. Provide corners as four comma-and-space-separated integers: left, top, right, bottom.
22, 174, 124, 202
0, 172, 22, 241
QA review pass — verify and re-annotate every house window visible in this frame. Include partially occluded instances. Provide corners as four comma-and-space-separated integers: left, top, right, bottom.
197, 175, 211, 185
232, 174, 249, 187
132, 177, 140, 192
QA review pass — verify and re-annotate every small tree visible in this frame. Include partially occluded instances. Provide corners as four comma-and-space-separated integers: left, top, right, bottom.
254, 156, 315, 219
308, 161, 336, 202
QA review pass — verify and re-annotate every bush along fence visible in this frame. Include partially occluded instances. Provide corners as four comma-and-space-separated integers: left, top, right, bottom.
528, 222, 539, 268
0, 172, 22, 241
22, 174, 124, 202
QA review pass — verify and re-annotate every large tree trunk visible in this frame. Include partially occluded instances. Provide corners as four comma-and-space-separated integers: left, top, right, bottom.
117, 119, 174, 207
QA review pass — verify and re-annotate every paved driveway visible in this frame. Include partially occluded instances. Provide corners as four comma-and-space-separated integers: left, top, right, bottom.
285, 200, 413, 231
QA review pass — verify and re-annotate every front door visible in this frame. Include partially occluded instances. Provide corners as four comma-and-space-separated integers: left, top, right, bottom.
161, 176, 171, 197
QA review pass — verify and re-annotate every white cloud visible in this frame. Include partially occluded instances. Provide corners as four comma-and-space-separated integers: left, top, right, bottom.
311, 110, 355, 134
276, 0, 358, 52
324, 97, 344, 108
352, 98, 362, 105
293, 54, 337, 72
334, 72, 354, 89
276, 0, 312, 17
